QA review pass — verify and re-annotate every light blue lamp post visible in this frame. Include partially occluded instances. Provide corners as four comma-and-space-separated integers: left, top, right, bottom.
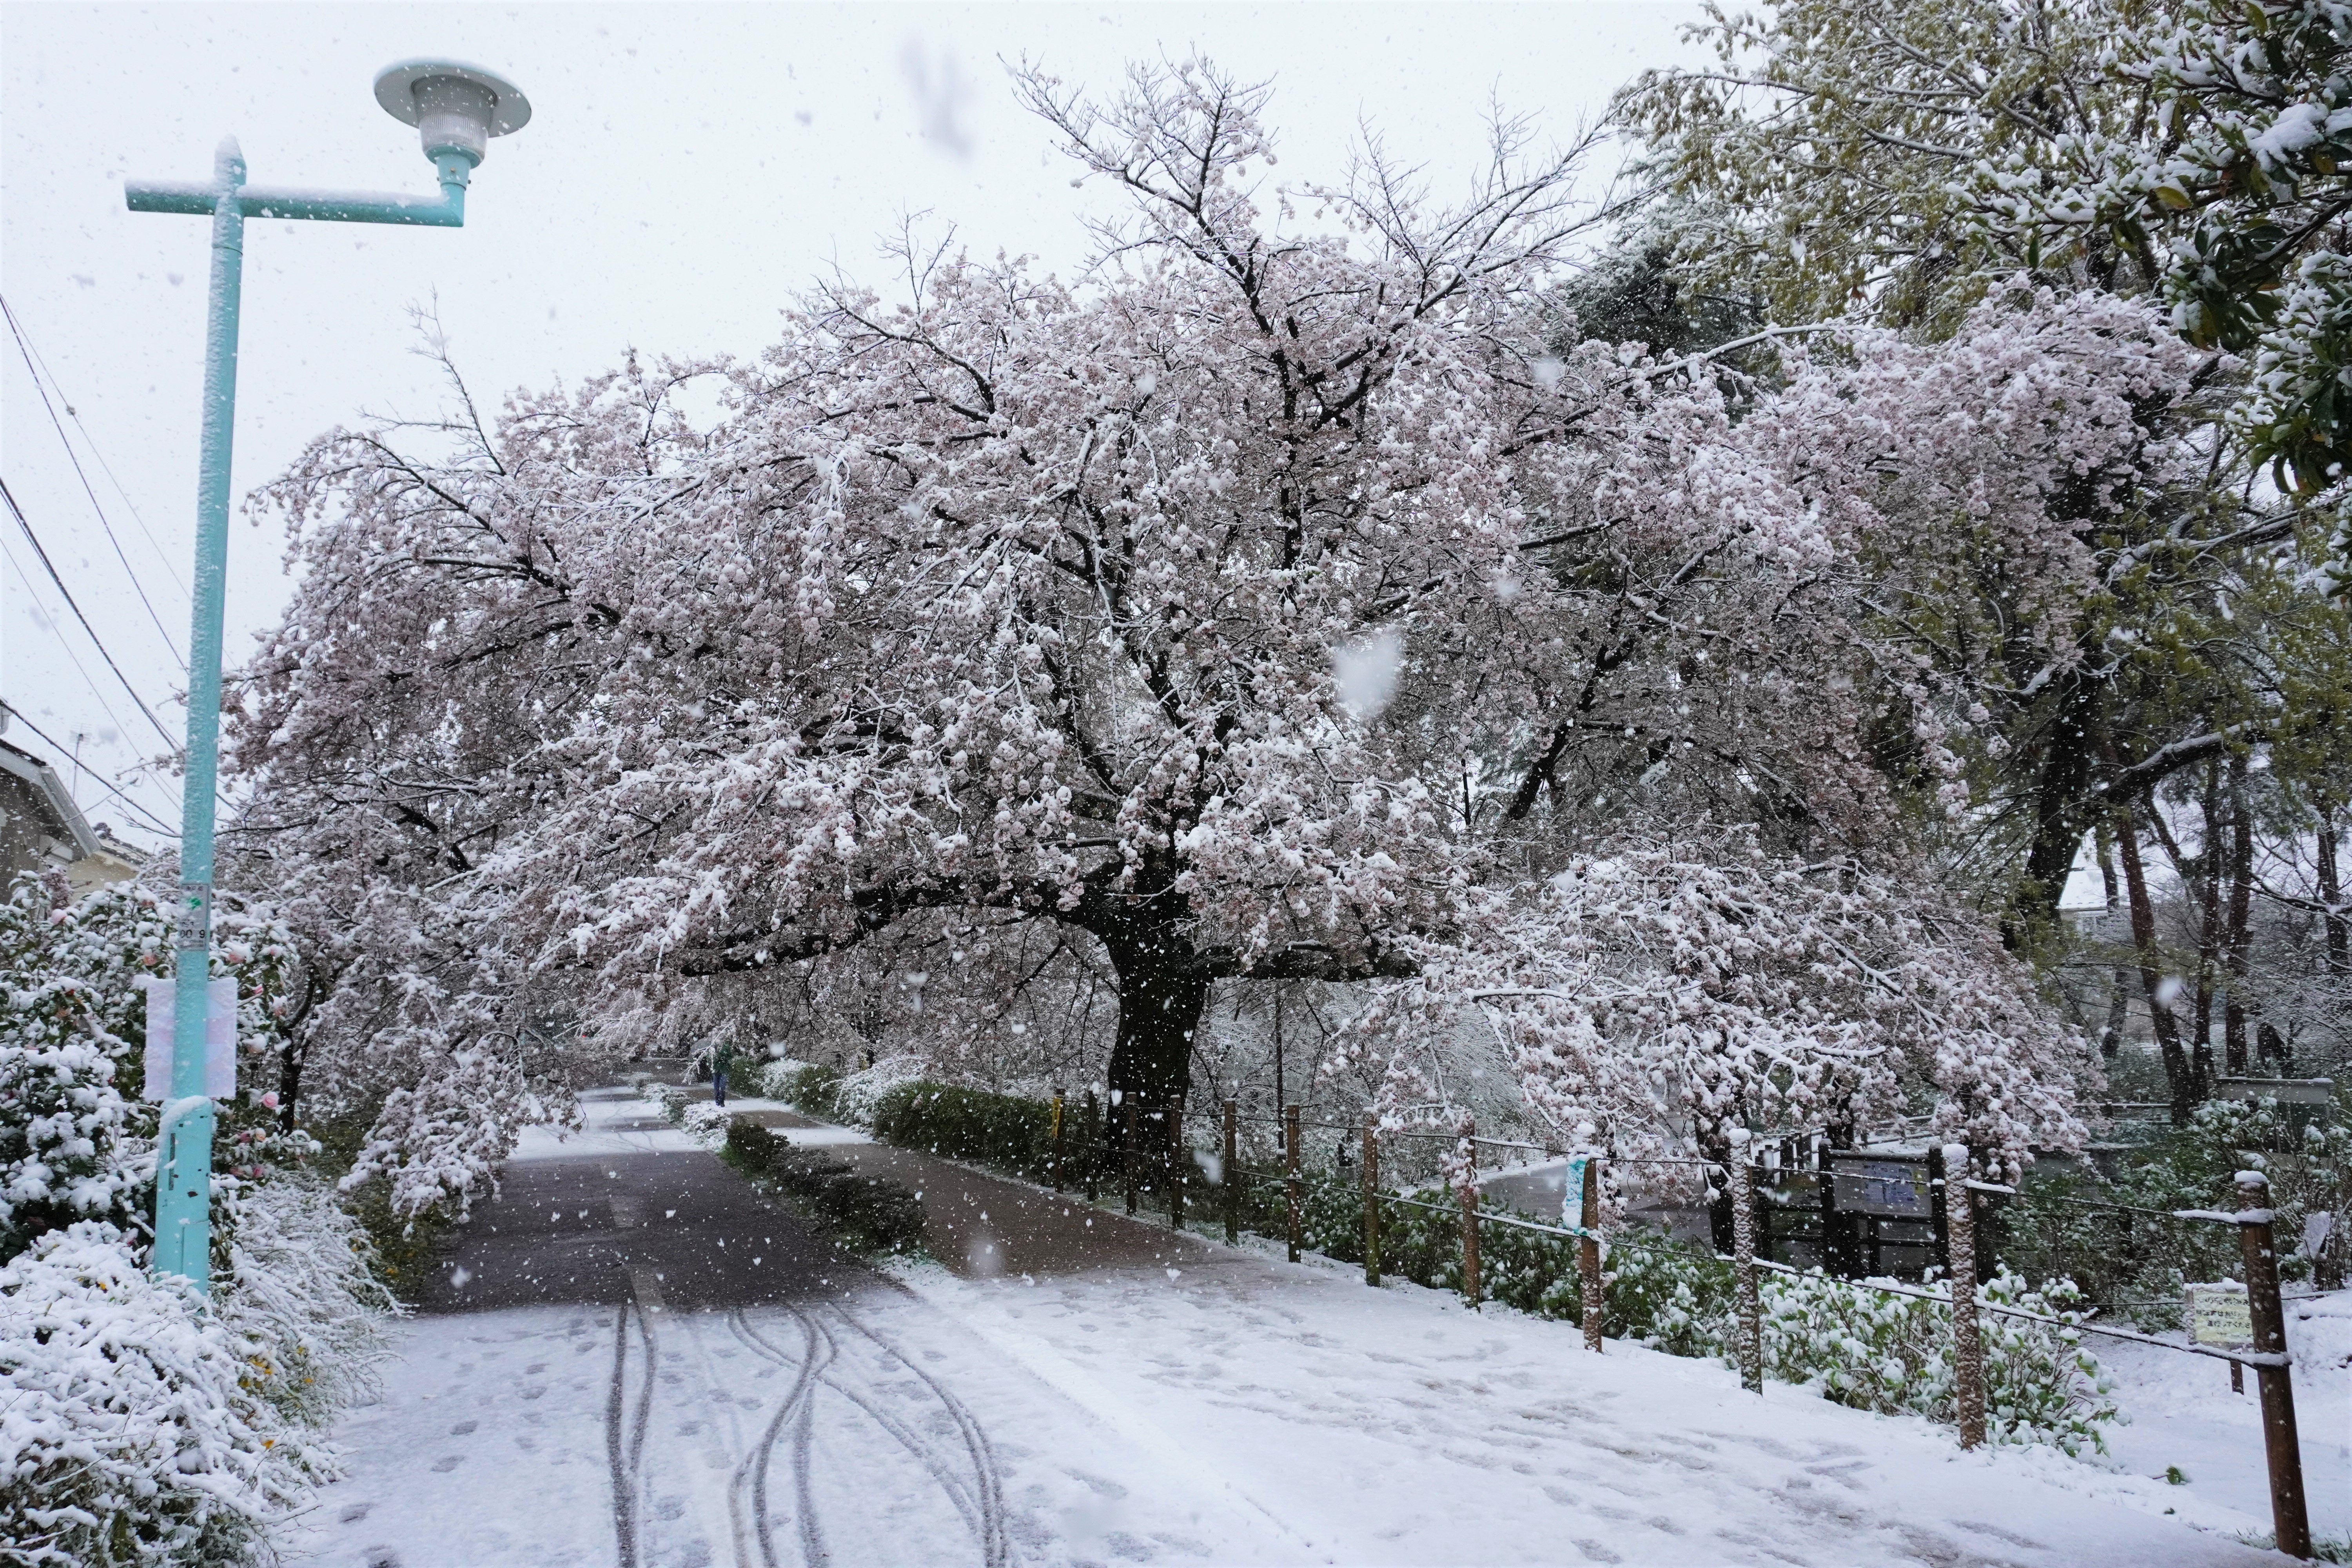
126, 60, 531, 1292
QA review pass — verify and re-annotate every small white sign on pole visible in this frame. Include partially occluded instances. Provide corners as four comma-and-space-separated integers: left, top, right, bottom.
141, 976, 237, 1100
2186, 1281, 2254, 1348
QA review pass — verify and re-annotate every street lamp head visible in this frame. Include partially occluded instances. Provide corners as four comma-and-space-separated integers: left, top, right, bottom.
374, 60, 531, 169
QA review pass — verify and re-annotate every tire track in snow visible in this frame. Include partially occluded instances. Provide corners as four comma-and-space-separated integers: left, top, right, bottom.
728, 1306, 831, 1568
604, 1296, 659, 1568
829, 1303, 1010, 1568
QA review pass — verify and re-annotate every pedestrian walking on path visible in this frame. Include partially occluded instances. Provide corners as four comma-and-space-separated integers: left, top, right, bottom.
712, 1037, 735, 1107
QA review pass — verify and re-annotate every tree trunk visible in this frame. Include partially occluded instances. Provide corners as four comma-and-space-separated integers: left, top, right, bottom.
2224, 753, 2254, 1078
1101, 918, 1209, 1169
2117, 805, 2200, 1121
2321, 800, 2348, 981
2012, 668, 2100, 950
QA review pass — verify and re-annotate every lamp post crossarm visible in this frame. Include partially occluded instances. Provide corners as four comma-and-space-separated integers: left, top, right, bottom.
127, 180, 466, 227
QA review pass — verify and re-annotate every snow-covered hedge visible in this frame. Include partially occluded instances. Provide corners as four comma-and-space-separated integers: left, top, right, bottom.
0, 1188, 400, 1567
2, 1225, 307, 1565
1291, 1174, 2116, 1453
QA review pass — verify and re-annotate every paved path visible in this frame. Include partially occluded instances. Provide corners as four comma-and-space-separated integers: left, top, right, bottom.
294, 1087, 2285, 1568
295, 1089, 1256, 1568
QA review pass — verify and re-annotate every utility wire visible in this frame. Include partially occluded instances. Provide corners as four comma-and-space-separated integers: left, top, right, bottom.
0, 475, 181, 751
0, 530, 151, 763
2, 294, 188, 668
0, 700, 180, 839
0, 293, 188, 596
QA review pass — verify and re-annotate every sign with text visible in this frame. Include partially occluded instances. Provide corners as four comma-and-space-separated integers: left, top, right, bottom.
2187, 1282, 2254, 1348
140, 976, 237, 1100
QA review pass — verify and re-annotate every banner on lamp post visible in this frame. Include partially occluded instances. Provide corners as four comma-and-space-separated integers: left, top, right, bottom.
140, 977, 237, 1100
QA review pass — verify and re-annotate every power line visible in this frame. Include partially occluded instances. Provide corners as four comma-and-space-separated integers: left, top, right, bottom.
0, 475, 181, 752
0, 529, 152, 761
1, 293, 188, 670
0, 293, 187, 595
0, 683, 180, 842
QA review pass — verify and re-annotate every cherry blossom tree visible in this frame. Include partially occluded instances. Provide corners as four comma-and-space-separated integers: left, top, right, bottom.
226, 57, 2125, 1194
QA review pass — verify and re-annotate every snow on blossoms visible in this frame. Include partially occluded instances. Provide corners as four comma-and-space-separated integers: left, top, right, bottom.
220, 58, 2181, 1176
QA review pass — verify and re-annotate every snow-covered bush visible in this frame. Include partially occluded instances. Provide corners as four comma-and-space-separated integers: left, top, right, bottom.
642, 1082, 689, 1122
1756, 1267, 2115, 1455
216, 1179, 400, 1432
0, 1223, 321, 1566
679, 1102, 732, 1144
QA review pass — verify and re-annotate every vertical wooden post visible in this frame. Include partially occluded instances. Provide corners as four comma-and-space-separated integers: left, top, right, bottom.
1459, 1118, 1482, 1309
1168, 1105, 1185, 1230
1361, 1111, 1381, 1286
1222, 1099, 1240, 1245
2236, 1171, 2312, 1559
1729, 1129, 1763, 1394
1122, 1102, 1139, 1216
1050, 1094, 1065, 1193
1944, 1143, 1985, 1450
1082, 1090, 1100, 1202
1579, 1156, 1604, 1353
1284, 1105, 1303, 1263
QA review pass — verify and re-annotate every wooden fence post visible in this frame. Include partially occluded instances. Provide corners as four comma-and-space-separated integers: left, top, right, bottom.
2236, 1170, 2312, 1559
1284, 1105, 1303, 1263
1168, 1105, 1185, 1230
1050, 1094, 1065, 1193
1362, 1111, 1382, 1286
1729, 1128, 1763, 1394
1123, 1102, 1140, 1216
1943, 1143, 1985, 1450
1579, 1156, 1604, 1353
1459, 1118, 1482, 1309
1222, 1099, 1240, 1245
1083, 1091, 1100, 1201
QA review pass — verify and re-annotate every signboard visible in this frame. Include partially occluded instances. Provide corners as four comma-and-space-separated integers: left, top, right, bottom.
2187, 1282, 2254, 1348
140, 977, 237, 1100
1828, 1158, 1935, 1218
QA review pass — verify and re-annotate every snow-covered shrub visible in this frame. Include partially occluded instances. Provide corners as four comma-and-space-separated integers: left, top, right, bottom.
216, 1179, 400, 1431
829, 1056, 926, 1127
0, 1223, 320, 1566
642, 1082, 689, 1122
0, 871, 309, 1265
680, 1103, 732, 1144
1757, 1267, 2115, 1455
754, 1058, 837, 1110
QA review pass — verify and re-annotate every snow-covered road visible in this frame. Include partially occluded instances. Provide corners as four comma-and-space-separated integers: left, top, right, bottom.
295, 1092, 2296, 1566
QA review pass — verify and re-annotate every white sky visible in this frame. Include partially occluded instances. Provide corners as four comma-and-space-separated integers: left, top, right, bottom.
2, 1, 1704, 849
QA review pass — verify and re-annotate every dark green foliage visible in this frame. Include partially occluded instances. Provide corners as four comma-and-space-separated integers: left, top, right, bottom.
724, 1120, 925, 1256
1996, 1093, 2352, 1327
762, 1062, 848, 1121
871, 1082, 1057, 1174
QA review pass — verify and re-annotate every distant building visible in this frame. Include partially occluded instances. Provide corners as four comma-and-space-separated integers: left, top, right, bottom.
0, 734, 149, 896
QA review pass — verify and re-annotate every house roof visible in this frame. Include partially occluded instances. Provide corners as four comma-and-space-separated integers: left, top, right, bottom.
0, 734, 102, 860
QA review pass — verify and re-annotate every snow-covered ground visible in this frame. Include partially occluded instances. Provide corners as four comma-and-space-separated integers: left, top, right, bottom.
293, 1092, 2332, 1566
2093, 1289, 2352, 1542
